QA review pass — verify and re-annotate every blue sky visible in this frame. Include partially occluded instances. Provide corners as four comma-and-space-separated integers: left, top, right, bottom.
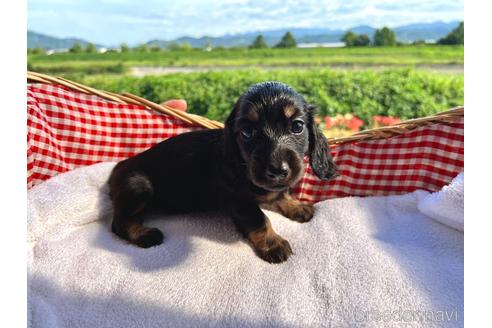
28, 0, 464, 46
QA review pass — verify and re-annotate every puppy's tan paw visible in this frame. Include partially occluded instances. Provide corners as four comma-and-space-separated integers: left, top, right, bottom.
285, 203, 314, 223
256, 236, 293, 263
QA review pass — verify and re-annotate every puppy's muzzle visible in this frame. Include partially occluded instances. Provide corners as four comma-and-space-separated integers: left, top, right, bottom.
253, 145, 303, 190
265, 161, 290, 182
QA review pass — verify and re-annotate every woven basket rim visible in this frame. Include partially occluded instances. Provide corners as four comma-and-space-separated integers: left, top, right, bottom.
27, 71, 463, 144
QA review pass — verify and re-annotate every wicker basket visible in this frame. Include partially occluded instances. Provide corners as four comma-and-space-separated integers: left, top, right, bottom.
27, 71, 464, 202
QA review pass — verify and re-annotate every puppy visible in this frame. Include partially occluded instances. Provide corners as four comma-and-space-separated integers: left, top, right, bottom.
108, 81, 337, 263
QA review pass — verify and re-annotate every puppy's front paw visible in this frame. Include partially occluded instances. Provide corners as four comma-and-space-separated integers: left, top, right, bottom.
256, 236, 293, 263
134, 228, 164, 248
285, 203, 314, 223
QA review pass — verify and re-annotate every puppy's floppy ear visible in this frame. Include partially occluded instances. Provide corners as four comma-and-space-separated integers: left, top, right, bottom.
225, 97, 241, 134
306, 104, 338, 180
222, 96, 242, 160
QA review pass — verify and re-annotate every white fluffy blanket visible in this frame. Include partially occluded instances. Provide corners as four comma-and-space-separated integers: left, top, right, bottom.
27, 163, 464, 328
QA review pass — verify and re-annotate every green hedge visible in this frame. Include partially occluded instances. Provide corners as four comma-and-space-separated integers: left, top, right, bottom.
78, 68, 463, 125
28, 62, 127, 75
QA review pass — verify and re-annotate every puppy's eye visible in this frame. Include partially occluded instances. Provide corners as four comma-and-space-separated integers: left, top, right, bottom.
291, 120, 305, 134
240, 127, 255, 140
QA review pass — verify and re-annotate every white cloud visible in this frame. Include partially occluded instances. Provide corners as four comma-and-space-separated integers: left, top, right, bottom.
27, 0, 464, 45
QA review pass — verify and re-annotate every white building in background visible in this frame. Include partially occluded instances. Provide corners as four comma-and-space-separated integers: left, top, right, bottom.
297, 42, 346, 48
45, 48, 69, 55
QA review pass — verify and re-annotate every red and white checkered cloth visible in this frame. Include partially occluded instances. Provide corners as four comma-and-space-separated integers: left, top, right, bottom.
27, 83, 464, 203
27, 84, 199, 188
293, 120, 464, 202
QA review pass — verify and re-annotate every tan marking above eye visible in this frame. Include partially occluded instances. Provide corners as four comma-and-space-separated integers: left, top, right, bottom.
283, 105, 297, 119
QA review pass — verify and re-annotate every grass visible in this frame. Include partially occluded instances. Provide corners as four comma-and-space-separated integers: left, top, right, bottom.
28, 45, 464, 75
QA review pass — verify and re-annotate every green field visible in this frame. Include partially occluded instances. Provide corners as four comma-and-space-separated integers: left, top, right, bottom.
27, 45, 464, 128
28, 45, 464, 75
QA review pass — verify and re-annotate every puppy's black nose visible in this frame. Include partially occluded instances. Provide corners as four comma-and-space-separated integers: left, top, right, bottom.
266, 162, 290, 180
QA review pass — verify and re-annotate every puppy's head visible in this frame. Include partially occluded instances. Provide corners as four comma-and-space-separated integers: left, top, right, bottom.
224, 81, 337, 192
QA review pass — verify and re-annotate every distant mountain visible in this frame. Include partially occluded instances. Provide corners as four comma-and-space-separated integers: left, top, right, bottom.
147, 21, 460, 48
393, 21, 460, 41
349, 25, 375, 35
27, 31, 105, 50
28, 21, 461, 50
147, 28, 348, 48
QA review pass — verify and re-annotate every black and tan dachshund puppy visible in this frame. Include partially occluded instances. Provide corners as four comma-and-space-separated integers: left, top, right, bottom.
108, 81, 337, 263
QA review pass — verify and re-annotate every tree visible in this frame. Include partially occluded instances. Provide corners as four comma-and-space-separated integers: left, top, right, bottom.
353, 34, 370, 46
85, 43, 97, 53
342, 31, 370, 47
203, 40, 212, 51
341, 31, 357, 46
167, 42, 180, 51
373, 27, 396, 46
275, 31, 297, 48
29, 47, 46, 55
438, 22, 464, 45
137, 43, 149, 53
120, 43, 130, 52
250, 35, 267, 49
69, 42, 83, 53
180, 42, 192, 51
150, 44, 161, 52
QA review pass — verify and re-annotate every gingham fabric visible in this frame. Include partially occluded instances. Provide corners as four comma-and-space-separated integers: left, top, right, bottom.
27, 83, 464, 202
292, 120, 464, 202
27, 83, 198, 189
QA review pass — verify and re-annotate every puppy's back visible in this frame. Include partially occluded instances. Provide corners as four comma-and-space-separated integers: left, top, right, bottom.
109, 129, 225, 213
